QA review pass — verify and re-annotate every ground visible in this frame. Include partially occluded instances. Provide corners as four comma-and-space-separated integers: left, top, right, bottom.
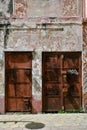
0, 113, 87, 129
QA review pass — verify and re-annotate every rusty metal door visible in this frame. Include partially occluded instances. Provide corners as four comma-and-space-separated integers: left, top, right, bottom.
42, 52, 82, 112
5, 52, 32, 112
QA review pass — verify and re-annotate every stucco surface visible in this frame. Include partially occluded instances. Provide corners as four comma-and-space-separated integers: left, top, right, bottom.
0, 0, 82, 17
0, 0, 84, 113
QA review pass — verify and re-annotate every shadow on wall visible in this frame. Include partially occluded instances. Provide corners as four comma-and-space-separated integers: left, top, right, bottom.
25, 121, 45, 129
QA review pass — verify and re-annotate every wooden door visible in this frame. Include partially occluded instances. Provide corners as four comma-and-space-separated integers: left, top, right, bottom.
42, 52, 82, 112
62, 52, 82, 111
42, 52, 62, 112
5, 52, 32, 112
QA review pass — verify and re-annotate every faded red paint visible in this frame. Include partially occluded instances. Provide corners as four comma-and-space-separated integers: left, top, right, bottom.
32, 96, 42, 113
14, 0, 28, 17
0, 97, 5, 114
62, 0, 77, 16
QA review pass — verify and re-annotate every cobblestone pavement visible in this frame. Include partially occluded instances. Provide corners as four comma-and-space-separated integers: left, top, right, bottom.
0, 114, 87, 130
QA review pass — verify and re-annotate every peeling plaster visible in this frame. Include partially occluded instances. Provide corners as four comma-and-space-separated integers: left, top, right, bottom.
62, 0, 78, 16
0, 0, 13, 17
0, 0, 84, 113
0, 0, 82, 18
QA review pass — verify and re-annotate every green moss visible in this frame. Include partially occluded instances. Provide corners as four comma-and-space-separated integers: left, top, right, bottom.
58, 109, 84, 114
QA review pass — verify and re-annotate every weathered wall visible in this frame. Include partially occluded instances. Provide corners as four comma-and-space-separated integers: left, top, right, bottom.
0, 0, 83, 113
83, 23, 87, 111
0, 0, 82, 18
0, 0, 13, 17
7, 20, 82, 52
15, 0, 82, 17
1, 18, 82, 113
0, 29, 5, 113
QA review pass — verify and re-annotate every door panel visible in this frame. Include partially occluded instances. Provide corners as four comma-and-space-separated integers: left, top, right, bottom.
45, 69, 61, 82
16, 84, 31, 97
42, 53, 62, 112
7, 98, 17, 111
5, 52, 32, 112
7, 84, 16, 97
62, 53, 82, 111
62, 53, 79, 68
16, 98, 24, 111
42, 52, 82, 112
64, 97, 80, 110
46, 97, 61, 111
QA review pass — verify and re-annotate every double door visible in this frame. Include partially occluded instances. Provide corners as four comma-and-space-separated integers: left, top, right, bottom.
42, 52, 82, 112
